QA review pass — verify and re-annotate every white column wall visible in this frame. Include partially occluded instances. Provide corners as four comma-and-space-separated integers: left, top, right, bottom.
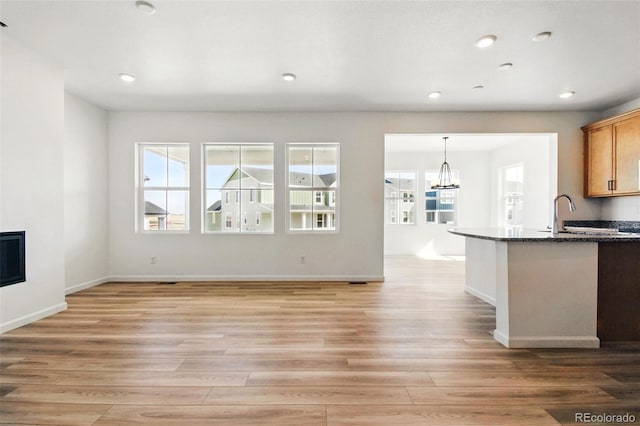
64, 93, 109, 293
1, 36, 66, 332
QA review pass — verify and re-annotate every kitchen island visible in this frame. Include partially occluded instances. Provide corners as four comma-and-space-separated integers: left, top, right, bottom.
449, 228, 640, 348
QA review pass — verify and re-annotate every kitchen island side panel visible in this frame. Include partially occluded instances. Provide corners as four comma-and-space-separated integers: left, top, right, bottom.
598, 242, 640, 341
495, 242, 599, 348
464, 238, 497, 306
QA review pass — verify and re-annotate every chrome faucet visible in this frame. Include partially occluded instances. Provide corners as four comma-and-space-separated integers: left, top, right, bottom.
552, 194, 576, 234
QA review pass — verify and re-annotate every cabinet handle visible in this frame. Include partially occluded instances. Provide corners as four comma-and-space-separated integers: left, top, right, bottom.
612, 180, 616, 191
607, 180, 612, 191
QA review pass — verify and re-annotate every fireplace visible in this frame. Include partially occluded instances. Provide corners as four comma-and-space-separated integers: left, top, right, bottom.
1, 231, 26, 287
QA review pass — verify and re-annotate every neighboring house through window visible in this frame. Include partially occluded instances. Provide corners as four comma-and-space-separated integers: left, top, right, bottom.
204, 143, 274, 233
384, 171, 416, 225
137, 143, 190, 232
287, 143, 339, 231
500, 163, 524, 228
425, 170, 459, 225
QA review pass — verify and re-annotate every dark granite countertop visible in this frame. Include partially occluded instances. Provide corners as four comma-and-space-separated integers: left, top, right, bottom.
564, 220, 640, 234
448, 227, 640, 242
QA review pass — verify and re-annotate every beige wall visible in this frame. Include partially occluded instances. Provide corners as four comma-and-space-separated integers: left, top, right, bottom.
108, 110, 600, 281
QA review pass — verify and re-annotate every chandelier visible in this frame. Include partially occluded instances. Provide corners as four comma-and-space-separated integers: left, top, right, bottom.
431, 136, 460, 189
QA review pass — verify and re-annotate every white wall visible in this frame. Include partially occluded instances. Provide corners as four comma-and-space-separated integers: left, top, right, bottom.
108, 110, 599, 281
108, 112, 385, 281
64, 93, 109, 293
489, 136, 555, 230
384, 150, 491, 256
0, 35, 67, 332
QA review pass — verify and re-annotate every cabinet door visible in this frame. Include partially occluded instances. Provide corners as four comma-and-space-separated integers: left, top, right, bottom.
613, 116, 640, 194
586, 125, 613, 196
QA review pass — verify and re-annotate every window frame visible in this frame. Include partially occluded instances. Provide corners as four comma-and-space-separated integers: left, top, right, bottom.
384, 170, 417, 225
202, 142, 274, 234
136, 142, 190, 234
424, 170, 459, 225
286, 143, 340, 233
499, 162, 524, 229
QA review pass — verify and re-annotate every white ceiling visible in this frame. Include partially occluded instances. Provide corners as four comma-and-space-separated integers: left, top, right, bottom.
385, 133, 552, 152
1, 0, 639, 112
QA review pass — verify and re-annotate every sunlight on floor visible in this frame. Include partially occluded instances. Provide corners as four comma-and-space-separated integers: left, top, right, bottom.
415, 242, 465, 261
416, 253, 465, 261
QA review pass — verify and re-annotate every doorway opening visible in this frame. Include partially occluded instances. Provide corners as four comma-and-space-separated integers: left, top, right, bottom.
384, 133, 558, 260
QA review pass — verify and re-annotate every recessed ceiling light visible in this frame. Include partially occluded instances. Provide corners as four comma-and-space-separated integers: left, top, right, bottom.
472, 85, 485, 90
282, 73, 296, 81
135, 0, 156, 15
119, 73, 136, 83
532, 31, 552, 42
497, 62, 513, 70
475, 35, 497, 48
427, 91, 441, 99
559, 91, 575, 98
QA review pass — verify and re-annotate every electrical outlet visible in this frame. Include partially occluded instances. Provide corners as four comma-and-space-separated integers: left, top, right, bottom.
150, 256, 157, 264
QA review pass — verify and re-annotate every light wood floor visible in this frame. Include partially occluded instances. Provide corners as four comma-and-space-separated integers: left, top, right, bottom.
1, 256, 639, 425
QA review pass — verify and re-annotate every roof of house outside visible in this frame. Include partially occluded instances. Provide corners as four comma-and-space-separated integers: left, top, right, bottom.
207, 200, 222, 212
385, 177, 415, 191
289, 171, 336, 187
227, 167, 274, 185
145, 201, 167, 215
224, 166, 336, 188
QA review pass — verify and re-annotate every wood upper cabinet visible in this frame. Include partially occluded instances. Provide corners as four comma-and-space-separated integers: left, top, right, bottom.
585, 125, 613, 196
583, 108, 640, 197
614, 116, 640, 194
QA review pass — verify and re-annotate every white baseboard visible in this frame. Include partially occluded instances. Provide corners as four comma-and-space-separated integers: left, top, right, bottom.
108, 274, 384, 283
0, 302, 68, 334
464, 286, 496, 306
65, 276, 109, 295
493, 329, 600, 348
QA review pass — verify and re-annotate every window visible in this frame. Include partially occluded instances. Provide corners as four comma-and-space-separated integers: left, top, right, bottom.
385, 171, 416, 225
138, 143, 189, 232
287, 143, 339, 231
204, 143, 274, 233
425, 170, 459, 224
500, 163, 524, 228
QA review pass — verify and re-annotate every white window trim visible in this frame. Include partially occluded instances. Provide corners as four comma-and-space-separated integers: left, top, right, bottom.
202, 142, 275, 234
424, 169, 459, 225
136, 142, 190, 234
384, 170, 417, 226
498, 162, 524, 228
286, 143, 340, 233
